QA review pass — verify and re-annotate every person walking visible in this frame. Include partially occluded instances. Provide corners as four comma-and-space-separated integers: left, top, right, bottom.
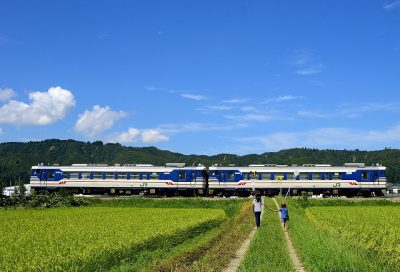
278, 202, 289, 229
266, 201, 289, 229
252, 194, 262, 228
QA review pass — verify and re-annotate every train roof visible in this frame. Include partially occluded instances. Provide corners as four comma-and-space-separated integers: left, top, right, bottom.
32, 163, 206, 172
209, 163, 386, 172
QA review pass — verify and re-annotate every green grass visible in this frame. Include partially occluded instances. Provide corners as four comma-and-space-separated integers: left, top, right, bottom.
149, 201, 254, 272
238, 198, 294, 272
87, 197, 246, 218
108, 223, 224, 272
286, 198, 400, 272
0, 206, 225, 272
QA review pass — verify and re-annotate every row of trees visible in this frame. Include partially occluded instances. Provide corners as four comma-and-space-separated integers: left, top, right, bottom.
1, 139, 399, 192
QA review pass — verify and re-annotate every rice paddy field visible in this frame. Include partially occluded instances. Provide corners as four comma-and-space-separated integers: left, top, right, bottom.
0, 198, 252, 272
1, 197, 400, 272
286, 199, 400, 272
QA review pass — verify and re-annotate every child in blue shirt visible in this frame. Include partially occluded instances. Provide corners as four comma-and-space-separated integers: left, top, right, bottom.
267, 201, 289, 229
278, 202, 289, 229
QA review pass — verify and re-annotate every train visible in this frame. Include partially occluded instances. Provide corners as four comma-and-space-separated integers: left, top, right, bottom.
30, 162, 387, 197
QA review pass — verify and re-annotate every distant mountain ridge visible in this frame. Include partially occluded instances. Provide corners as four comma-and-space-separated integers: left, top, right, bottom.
1, 139, 399, 187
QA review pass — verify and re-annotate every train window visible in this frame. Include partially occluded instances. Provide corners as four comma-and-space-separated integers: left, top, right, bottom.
191, 172, 196, 180
361, 172, 369, 181
47, 171, 55, 179
299, 172, 309, 180
373, 171, 379, 180
243, 173, 249, 180
227, 172, 234, 180
105, 172, 115, 179
130, 172, 139, 179
31, 170, 39, 175
261, 173, 271, 180
93, 172, 103, 179
81, 172, 90, 179
323, 172, 330, 180
150, 172, 159, 179
118, 172, 127, 179
179, 171, 185, 180
332, 172, 342, 180
274, 173, 284, 180
211, 171, 219, 176
312, 173, 321, 180
69, 172, 79, 179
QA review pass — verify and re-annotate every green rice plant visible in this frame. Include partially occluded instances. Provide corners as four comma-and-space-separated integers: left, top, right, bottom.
286, 199, 399, 272
150, 201, 255, 272
88, 197, 246, 218
0, 207, 226, 272
306, 206, 400, 269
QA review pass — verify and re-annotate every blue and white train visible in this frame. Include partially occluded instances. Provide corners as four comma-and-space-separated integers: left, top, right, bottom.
30, 162, 387, 196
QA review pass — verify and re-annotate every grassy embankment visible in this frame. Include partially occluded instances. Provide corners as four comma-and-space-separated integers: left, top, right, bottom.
286, 198, 400, 272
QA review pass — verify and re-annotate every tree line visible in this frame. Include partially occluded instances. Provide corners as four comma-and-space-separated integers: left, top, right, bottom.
1, 139, 399, 190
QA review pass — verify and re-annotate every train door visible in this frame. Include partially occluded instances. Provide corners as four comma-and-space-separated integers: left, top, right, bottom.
190, 171, 196, 188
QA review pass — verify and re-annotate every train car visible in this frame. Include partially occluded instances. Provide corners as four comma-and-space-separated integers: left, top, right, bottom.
30, 163, 206, 195
208, 163, 387, 196
30, 162, 387, 197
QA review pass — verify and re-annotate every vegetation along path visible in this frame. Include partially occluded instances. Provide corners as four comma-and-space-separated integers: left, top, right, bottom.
273, 198, 305, 272
222, 197, 265, 272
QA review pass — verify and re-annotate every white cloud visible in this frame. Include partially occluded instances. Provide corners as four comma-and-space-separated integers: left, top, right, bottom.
109, 128, 169, 144
111, 128, 141, 143
241, 106, 256, 112
225, 113, 276, 122
233, 125, 400, 152
223, 98, 249, 104
0, 86, 75, 125
297, 110, 332, 118
141, 129, 169, 143
384, 0, 400, 10
295, 64, 325, 75
158, 122, 242, 134
366, 124, 400, 142
262, 95, 303, 104
75, 105, 127, 137
291, 51, 325, 76
337, 102, 400, 116
0, 88, 16, 102
180, 93, 208, 101
204, 105, 235, 111
297, 101, 400, 119
276, 95, 303, 102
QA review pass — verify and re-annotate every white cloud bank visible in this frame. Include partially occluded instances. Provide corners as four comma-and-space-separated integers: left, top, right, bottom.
234, 125, 400, 152
0, 88, 16, 102
109, 128, 169, 144
0, 86, 75, 125
75, 105, 127, 137
180, 93, 208, 101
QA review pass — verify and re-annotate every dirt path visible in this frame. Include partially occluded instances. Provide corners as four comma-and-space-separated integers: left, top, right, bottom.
273, 198, 305, 272
222, 197, 264, 272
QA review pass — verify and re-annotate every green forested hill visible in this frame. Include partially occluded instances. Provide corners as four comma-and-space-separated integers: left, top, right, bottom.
1, 139, 399, 187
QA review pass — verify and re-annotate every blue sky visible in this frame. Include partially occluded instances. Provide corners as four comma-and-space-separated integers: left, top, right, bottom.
0, 1, 400, 155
